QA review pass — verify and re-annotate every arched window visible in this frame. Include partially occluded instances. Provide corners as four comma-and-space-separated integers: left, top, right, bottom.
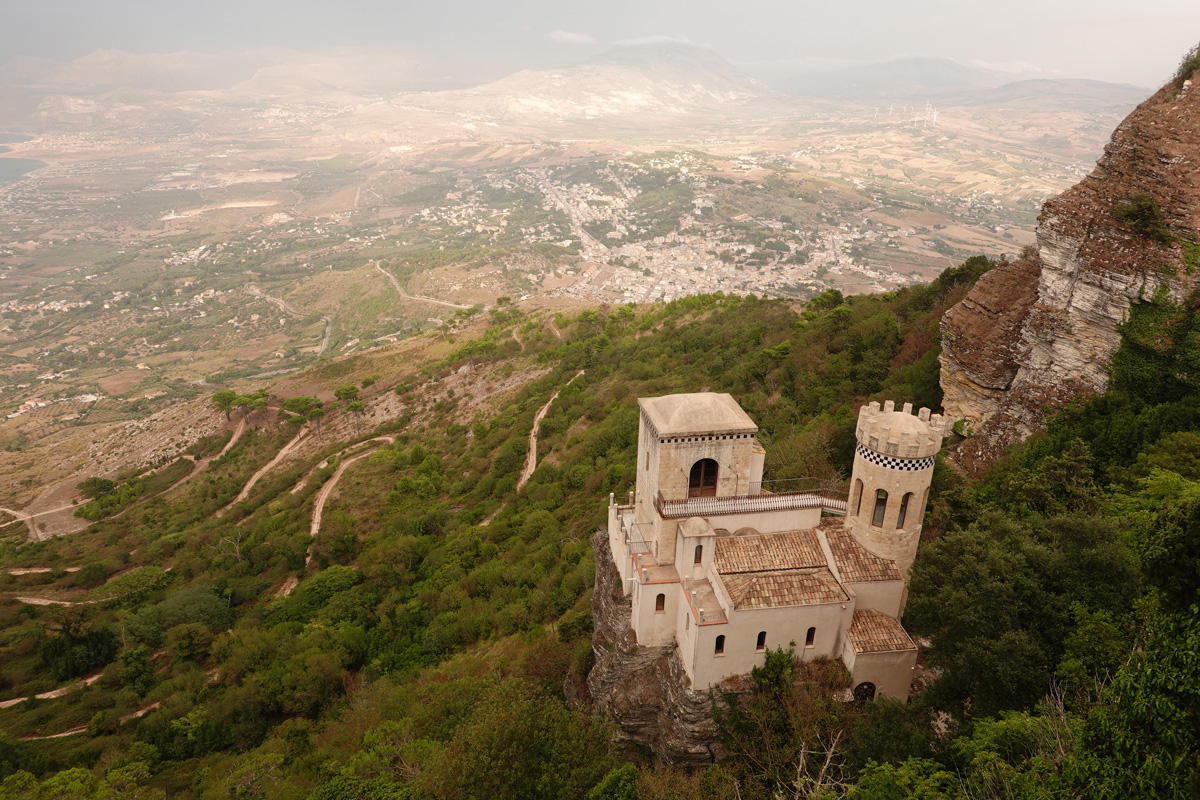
694, 544, 704, 565
872, 489, 888, 527
714, 635, 725, 655
688, 458, 718, 498
805, 626, 816, 647
852, 479, 863, 516
897, 492, 913, 529
853, 682, 877, 702
756, 631, 767, 652
655, 593, 665, 613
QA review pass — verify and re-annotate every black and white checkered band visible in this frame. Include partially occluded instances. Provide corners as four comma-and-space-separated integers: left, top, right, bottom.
856, 443, 935, 471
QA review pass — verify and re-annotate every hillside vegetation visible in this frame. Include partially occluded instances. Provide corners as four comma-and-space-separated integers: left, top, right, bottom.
0, 255, 1194, 799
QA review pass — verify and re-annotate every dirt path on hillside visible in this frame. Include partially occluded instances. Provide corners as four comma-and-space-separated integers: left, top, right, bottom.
477, 506, 503, 527
517, 371, 584, 492
159, 416, 249, 498
0, 672, 102, 710
218, 418, 248, 457
245, 284, 333, 356
308, 436, 395, 562
219, 427, 308, 514
20, 726, 87, 740
13, 595, 93, 606
0, 504, 76, 531
2, 567, 80, 575
375, 262, 473, 311
481, 371, 583, 523
15, 695, 160, 740
11, 563, 173, 607
517, 393, 560, 492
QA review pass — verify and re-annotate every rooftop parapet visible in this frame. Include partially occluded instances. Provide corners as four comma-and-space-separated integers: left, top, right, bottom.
639, 392, 757, 439
855, 400, 946, 459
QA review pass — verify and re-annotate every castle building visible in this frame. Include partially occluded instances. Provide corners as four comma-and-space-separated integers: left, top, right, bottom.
606, 392, 944, 700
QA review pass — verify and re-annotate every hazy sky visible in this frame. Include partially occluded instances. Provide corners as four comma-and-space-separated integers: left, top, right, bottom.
4, 0, 1199, 88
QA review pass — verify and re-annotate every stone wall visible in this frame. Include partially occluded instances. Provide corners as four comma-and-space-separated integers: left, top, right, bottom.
585, 529, 724, 766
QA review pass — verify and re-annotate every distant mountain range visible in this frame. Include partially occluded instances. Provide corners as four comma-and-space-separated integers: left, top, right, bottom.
0, 46, 493, 97
409, 42, 767, 120
766, 55, 1147, 108
0, 45, 1149, 130
774, 56, 1016, 99
940, 78, 1150, 111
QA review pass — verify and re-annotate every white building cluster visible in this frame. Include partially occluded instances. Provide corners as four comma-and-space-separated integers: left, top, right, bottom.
607, 392, 944, 699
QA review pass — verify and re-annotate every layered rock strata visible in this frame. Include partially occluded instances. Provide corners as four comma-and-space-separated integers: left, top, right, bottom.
940, 77, 1200, 471
586, 529, 722, 765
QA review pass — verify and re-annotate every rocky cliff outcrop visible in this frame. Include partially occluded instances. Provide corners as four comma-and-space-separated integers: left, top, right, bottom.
586, 530, 723, 766
940, 76, 1200, 471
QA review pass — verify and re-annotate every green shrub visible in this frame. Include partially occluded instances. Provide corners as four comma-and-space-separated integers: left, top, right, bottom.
1174, 42, 1200, 85
1114, 193, 1172, 244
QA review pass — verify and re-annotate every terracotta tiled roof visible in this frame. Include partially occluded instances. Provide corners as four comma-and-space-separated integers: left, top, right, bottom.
847, 609, 916, 653
721, 568, 847, 609
825, 526, 902, 582
715, 530, 827, 574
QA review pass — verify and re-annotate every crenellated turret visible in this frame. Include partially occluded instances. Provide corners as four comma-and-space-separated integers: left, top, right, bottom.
845, 401, 944, 579
855, 400, 946, 459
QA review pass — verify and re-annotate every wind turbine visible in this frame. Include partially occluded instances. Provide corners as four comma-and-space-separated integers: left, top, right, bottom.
888, 105, 894, 117
873, 107, 880, 119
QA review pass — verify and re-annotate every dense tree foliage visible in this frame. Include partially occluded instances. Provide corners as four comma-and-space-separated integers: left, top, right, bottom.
0, 253, 1196, 798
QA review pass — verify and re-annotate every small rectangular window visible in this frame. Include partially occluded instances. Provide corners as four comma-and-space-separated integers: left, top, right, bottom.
756, 631, 766, 652
805, 627, 816, 647
714, 635, 725, 656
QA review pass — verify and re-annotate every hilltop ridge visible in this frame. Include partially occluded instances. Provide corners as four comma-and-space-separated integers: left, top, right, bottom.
940, 66, 1200, 470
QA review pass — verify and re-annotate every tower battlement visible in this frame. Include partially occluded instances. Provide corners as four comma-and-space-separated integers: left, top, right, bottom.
855, 400, 945, 460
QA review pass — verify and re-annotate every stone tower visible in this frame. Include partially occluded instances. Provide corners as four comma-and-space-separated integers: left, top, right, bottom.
632, 393, 764, 566
845, 400, 945, 576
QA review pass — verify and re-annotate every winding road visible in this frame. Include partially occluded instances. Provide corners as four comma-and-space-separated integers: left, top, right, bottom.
160, 416, 249, 499
0, 672, 102, 710
374, 262, 473, 311
480, 370, 584, 523
518, 371, 585, 493
0, 504, 76, 531
244, 284, 333, 356
2, 567, 79, 576
308, 436, 396, 561
0, 363, 572, 725
220, 426, 308, 513
518, 393, 560, 492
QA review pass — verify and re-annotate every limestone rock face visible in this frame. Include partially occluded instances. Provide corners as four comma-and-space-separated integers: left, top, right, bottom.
940, 77, 1200, 471
585, 530, 722, 765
